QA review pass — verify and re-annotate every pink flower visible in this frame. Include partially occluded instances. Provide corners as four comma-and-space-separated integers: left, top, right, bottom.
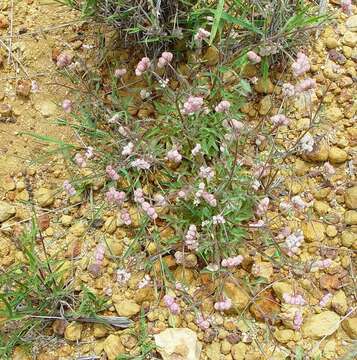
291, 195, 307, 210
191, 143, 202, 156
63, 180, 76, 196
185, 224, 198, 250
74, 153, 86, 168
56, 52, 73, 68
138, 274, 151, 289
282, 83, 295, 97
323, 162, 335, 176
114, 68, 127, 78
247, 51, 261, 64
196, 314, 210, 330
223, 119, 244, 132
295, 78, 316, 93
134, 188, 145, 204
153, 194, 166, 206
214, 297, 232, 311
202, 191, 217, 207
157, 51, 173, 68
256, 197, 269, 217
215, 100, 231, 113
221, 255, 243, 268
131, 158, 151, 170
62, 99, 72, 113
121, 208, 132, 225
319, 293, 332, 307
85, 147, 94, 159
31, 80, 39, 93
167, 148, 182, 163
106, 165, 119, 180
292, 52, 310, 77
285, 231, 304, 256
249, 220, 265, 228
117, 268, 131, 284
199, 166, 214, 181
194, 28, 210, 41
106, 187, 126, 206
311, 259, 332, 271
135, 57, 150, 76
293, 310, 303, 330
163, 295, 180, 314
271, 114, 289, 126
283, 293, 306, 306
182, 96, 203, 115
212, 215, 225, 225
341, 0, 352, 15
122, 142, 134, 156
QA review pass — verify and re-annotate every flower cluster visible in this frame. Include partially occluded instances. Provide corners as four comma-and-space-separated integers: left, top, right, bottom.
106, 187, 125, 206
56, 52, 72, 68
256, 197, 269, 217
191, 143, 202, 156
62, 99, 72, 113
182, 96, 203, 115
185, 224, 198, 250
283, 293, 306, 306
114, 68, 127, 78
221, 255, 243, 268
199, 166, 214, 181
117, 268, 131, 285
214, 297, 232, 311
122, 142, 134, 156
292, 52, 310, 77
88, 244, 105, 276
295, 78, 316, 93
106, 165, 119, 180
215, 100, 231, 113
133, 188, 157, 220
120, 208, 132, 225
195, 182, 217, 207
293, 310, 303, 330
138, 274, 151, 289
311, 259, 332, 271
341, 0, 352, 15
196, 314, 210, 330
212, 215, 225, 225
167, 148, 182, 163
163, 295, 180, 314
247, 51, 261, 64
131, 158, 151, 170
74, 153, 86, 168
135, 57, 150, 76
194, 28, 210, 41
271, 114, 289, 126
319, 293, 332, 307
285, 231, 304, 256
300, 133, 315, 153
157, 51, 173, 68
63, 180, 76, 196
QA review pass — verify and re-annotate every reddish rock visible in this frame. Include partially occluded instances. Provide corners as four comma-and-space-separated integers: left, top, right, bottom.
38, 214, 50, 231
320, 274, 341, 291
250, 290, 281, 323
16, 80, 31, 97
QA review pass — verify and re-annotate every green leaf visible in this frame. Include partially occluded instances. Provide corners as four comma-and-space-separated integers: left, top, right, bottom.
209, 0, 225, 45
220, 11, 264, 35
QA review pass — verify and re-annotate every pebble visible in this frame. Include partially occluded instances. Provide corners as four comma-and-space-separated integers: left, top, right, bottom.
302, 311, 340, 339
203, 47, 220, 66
273, 329, 294, 344
345, 186, 357, 209
254, 78, 274, 94
341, 231, 356, 248
342, 31, 357, 47
0, 201, 16, 222
69, 222, 86, 237
103, 334, 125, 360
93, 324, 108, 338
303, 143, 329, 162
344, 210, 357, 225
231, 342, 247, 360
331, 290, 348, 315
328, 146, 348, 164
302, 221, 325, 242
346, 15, 357, 32
0, 175, 16, 191
113, 298, 140, 317
34, 99, 57, 117
64, 322, 82, 341
325, 37, 338, 49
223, 282, 250, 312
60, 214, 73, 226
342, 317, 357, 339
34, 188, 55, 207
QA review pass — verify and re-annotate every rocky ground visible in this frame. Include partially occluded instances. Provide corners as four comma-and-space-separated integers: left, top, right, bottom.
0, 1, 356, 360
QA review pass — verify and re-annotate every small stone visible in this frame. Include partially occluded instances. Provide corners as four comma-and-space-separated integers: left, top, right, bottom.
302, 221, 325, 242
342, 317, 357, 339
16, 80, 31, 97
223, 282, 250, 312
254, 78, 274, 94
64, 322, 82, 341
0, 201, 16, 222
93, 324, 109, 338
107, 238, 123, 256
345, 186, 357, 209
0, 175, 16, 191
302, 311, 340, 339
113, 298, 140, 317
35, 99, 57, 117
38, 214, 50, 231
314, 200, 330, 216
328, 147, 348, 164
60, 215, 73, 226
12, 347, 31, 360
0, 14, 9, 29
320, 274, 341, 291
103, 334, 125, 360
331, 290, 348, 315
272, 282, 293, 301
346, 15, 357, 32
231, 342, 248, 360
342, 31, 357, 47
154, 328, 202, 360
52, 319, 66, 335
34, 188, 55, 207
206, 342, 221, 360
341, 231, 356, 248
274, 329, 294, 344
258, 95, 272, 115
174, 266, 195, 283
326, 225, 337, 237
69, 222, 86, 237
325, 37, 338, 49
303, 142, 329, 163
0, 103, 12, 118
250, 291, 280, 323
203, 47, 220, 66
345, 210, 357, 225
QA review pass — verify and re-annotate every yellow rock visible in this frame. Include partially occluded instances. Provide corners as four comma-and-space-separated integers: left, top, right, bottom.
103, 334, 125, 360
302, 221, 325, 242
64, 322, 82, 341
